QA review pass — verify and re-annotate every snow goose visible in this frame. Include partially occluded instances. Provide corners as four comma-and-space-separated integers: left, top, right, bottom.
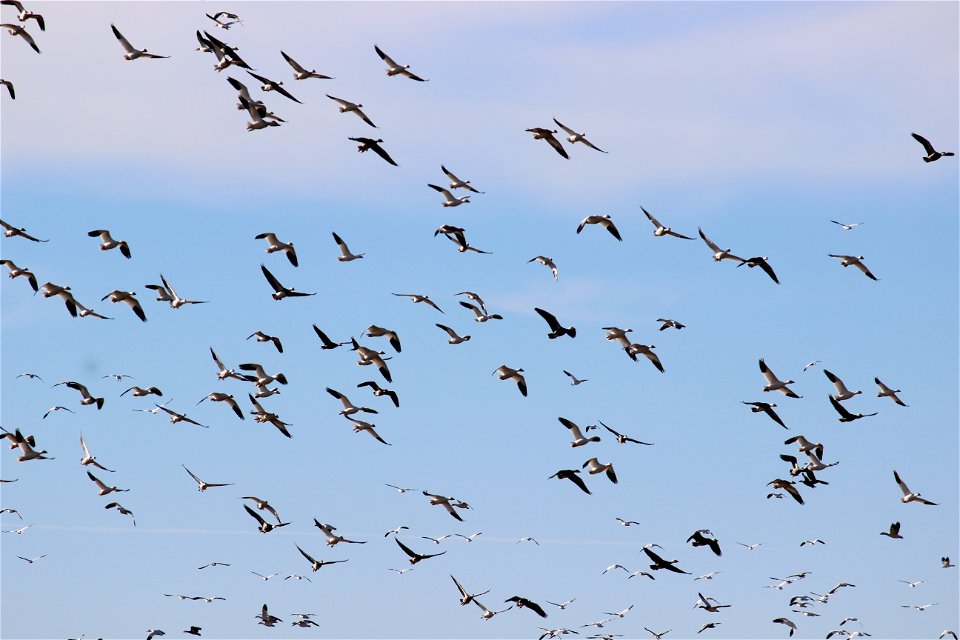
546, 599, 575, 610
87, 229, 130, 258
350, 339, 392, 382
1, 22, 38, 52
456, 532, 482, 542
456, 291, 488, 314
626, 344, 664, 372
460, 300, 502, 322
436, 323, 470, 344
364, 325, 400, 352
422, 491, 465, 521
247, 331, 282, 353
831, 220, 863, 231
145, 274, 207, 308
355, 381, 398, 408
331, 232, 364, 261
255, 233, 298, 267
206, 11, 241, 28
698, 227, 745, 263
772, 617, 797, 637
0, 78, 12, 99
374, 44, 427, 81
55, 380, 104, 410
474, 600, 511, 620
210, 347, 247, 382
197, 562, 230, 569
528, 255, 558, 281
10, 428, 52, 461
558, 417, 600, 447
875, 377, 907, 406
238, 362, 287, 386
326, 387, 377, 416
156, 404, 209, 428
183, 465, 233, 492
421, 534, 452, 545
767, 479, 803, 504
2, 523, 33, 534
346, 417, 390, 445
0, 260, 37, 291
0, 508, 22, 519
17, 554, 46, 563
698, 622, 721, 634
79, 433, 115, 472
657, 318, 685, 331
880, 522, 902, 539
577, 214, 622, 240
238, 96, 280, 131
644, 628, 672, 639
110, 24, 167, 59
553, 117, 607, 153
40, 283, 78, 317
494, 365, 527, 396
901, 603, 939, 612
247, 395, 292, 437
828, 395, 876, 422
441, 165, 483, 193
349, 137, 397, 166
42, 405, 74, 419
1, 218, 46, 241
87, 471, 128, 496
280, 50, 332, 80
535, 307, 576, 339
641, 206, 692, 239
828, 254, 878, 280
563, 370, 587, 385
800, 539, 825, 546
429, 184, 470, 207
549, 469, 590, 494
16, 372, 43, 382
527, 127, 569, 158
393, 292, 443, 313
742, 401, 787, 429
246, 71, 301, 103
893, 470, 937, 505
260, 264, 315, 300
582, 457, 617, 484
101, 290, 147, 321
326, 94, 376, 127
783, 435, 824, 460
450, 575, 489, 606
1, 0, 43, 29
911, 132, 954, 163
694, 572, 719, 581
696, 592, 731, 612
759, 359, 801, 398
241, 496, 282, 523
824, 369, 861, 401
898, 579, 923, 588
314, 520, 366, 546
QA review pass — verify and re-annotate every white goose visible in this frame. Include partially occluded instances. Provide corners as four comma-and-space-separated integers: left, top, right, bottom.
558, 417, 600, 447
255, 233, 298, 266
145, 274, 207, 308
280, 51, 333, 80
875, 377, 908, 406
374, 44, 428, 81
441, 166, 483, 193
577, 214, 622, 241
326, 387, 378, 417
0, 259, 37, 292
823, 369, 861, 401
698, 227, 745, 263
428, 184, 470, 207
79, 433, 115, 472
893, 470, 937, 505
333, 232, 364, 261
87, 229, 131, 258
759, 359, 801, 398
197, 392, 244, 419
326, 95, 376, 128
553, 117, 607, 153
110, 24, 168, 59
436, 323, 471, 344
101, 290, 147, 322
1, 22, 39, 52
828, 254, 878, 281
494, 365, 527, 396
528, 256, 559, 281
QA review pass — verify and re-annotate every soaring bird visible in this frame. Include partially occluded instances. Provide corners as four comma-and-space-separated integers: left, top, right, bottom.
244, 505, 290, 533
110, 23, 168, 59
260, 264, 315, 300
451, 575, 490, 606
246, 70, 301, 103
349, 137, 398, 166
687, 530, 722, 557
599, 421, 653, 445
505, 596, 548, 618
875, 377, 908, 406
828, 395, 877, 422
296, 544, 349, 571
327, 95, 377, 128
880, 522, 902, 539
577, 214, 622, 240
737, 256, 779, 284
828, 254, 878, 280
893, 470, 938, 505
549, 469, 591, 494
182, 465, 233, 492
1, 218, 47, 241
333, 232, 365, 261
395, 538, 446, 564
87, 471, 128, 496
642, 206, 693, 239
911, 132, 954, 163
1, 22, 39, 52
642, 545, 689, 574
101, 290, 147, 322
759, 359, 801, 398
441, 165, 483, 193
0, 259, 37, 291
374, 44, 428, 81
280, 50, 333, 80
255, 233, 299, 267
494, 365, 527, 396
553, 117, 607, 153
526, 127, 569, 158
534, 307, 576, 339
87, 229, 131, 258
357, 380, 400, 407
742, 401, 787, 429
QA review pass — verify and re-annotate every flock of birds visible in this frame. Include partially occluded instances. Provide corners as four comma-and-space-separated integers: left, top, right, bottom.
1, 3, 957, 640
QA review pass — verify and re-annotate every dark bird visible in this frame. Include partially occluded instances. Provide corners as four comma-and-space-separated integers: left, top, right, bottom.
0, 78, 13, 99
911, 132, 955, 163
349, 137, 398, 166
451, 575, 490, 606
395, 537, 446, 564
505, 596, 548, 618
742, 401, 787, 429
260, 264, 316, 300
828, 395, 877, 422
642, 545, 690, 574
183, 627, 202, 637
599, 420, 653, 445
313, 325, 348, 350
526, 127, 569, 159
549, 469, 591, 494
737, 256, 779, 284
244, 504, 290, 533
296, 544, 348, 571
534, 307, 576, 339
880, 522, 903, 539
768, 479, 804, 505
687, 530, 722, 557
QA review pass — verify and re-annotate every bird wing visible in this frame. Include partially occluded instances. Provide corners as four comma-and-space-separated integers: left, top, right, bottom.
543, 132, 570, 159
535, 307, 562, 331
641, 206, 663, 229
244, 504, 267, 525
260, 264, 284, 293
553, 118, 576, 136
394, 538, 418, 559
281, 50, 307, 73
911, 132, 936, 155
829, 395, 854, 419
369, 141, 398, 166
111, 24, 135, 53
374, 44, 398, 67
698, 227, 721, 252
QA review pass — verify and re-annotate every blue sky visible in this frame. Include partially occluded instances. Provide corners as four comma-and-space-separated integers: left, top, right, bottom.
1, 2, 957, 639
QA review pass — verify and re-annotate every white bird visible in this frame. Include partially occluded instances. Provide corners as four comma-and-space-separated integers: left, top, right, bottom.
393, 292, 444, 313
3, 524, 33, 534
558, 417, 601, 447
626, 344, 664, 372
101, 290, 147, 322
1, 218, 47, 241
831, 220, 863, 230
494, 365, 527, 397
374, 44, 427, 81
563, 370, 587, 386
0, 259, 38, 292
16, 554, 45, 564
518, 537, 540, 545
350, 339, 393, 383
898, 579, 924, 587
42, 405, 75, 420
455, 532, 482, 542
828, 254, 878, 280
695, 571, 721, 581
641, 206, 693, 239
698, 227, 745, 263
583, 457, 618, 484
528, 255, 559, 281
603, 605, 634, 618
893, 470, 937, 505
772, 617, 798, 637
280, 50, 332, 80
87, 471, 128, 496
110, 23, 168, 59
79, 433, 115, 472
901, 603, 939, 612
460, 300, 502, 322
1, 22, 39, 52
428, 184, 470, 207
823, 369, 861, 401
326, 387, 378, 416
255, 233, 298, 267
87, 229, 131, 258
314, 520, 366, 546
553, 117, 607, 153
436, 323, 471, 344
422, 491, 465, 522
737, 542, 762, 550
326, 94, 377, 128
145, 274, 207, 308
183, 465, 233, 492
40, 282, 79, 317
577, 214, 622, 241
441, 165, 483, 193
105, 502, 136, 526
802, 360, 821, 372
473, 599, 511, 620
759, 359, 801, 398
241, 496, 282, 523
54, 381, 105, 410
875, 377, 908, 406
346, 417, 391, 445
332, 232, 364, 262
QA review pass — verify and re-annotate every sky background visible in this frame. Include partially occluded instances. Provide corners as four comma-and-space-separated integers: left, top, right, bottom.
1, 2, 958, 639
